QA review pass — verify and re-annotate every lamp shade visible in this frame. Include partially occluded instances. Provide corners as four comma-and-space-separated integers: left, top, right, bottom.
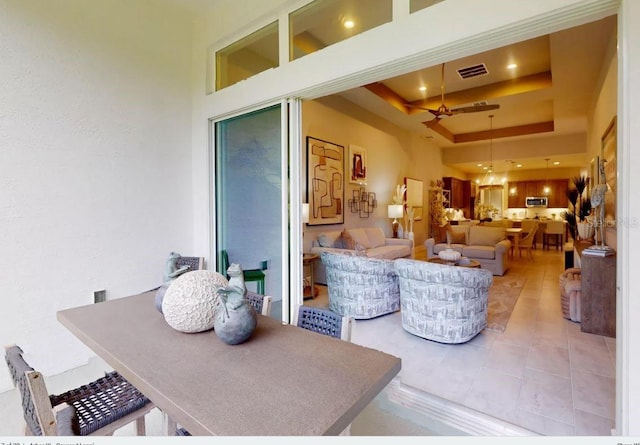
302, 203, 310, 223
388, 204, 403, 219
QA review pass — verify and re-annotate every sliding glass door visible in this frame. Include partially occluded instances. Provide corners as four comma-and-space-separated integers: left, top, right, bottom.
214, 104, 290, 321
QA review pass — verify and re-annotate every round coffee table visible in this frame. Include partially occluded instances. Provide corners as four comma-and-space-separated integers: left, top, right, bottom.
427, 257, 481, 268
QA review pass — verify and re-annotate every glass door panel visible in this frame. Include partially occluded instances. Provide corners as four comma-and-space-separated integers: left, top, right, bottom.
215, 105, 284, 320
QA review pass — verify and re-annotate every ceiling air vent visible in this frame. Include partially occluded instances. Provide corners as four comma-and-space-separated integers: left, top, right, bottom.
457, 63, 488, 79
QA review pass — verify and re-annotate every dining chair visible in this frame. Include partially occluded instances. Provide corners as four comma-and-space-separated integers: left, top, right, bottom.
246, 291, 273, 316
220, 250, 267, 294
517, 222, 539, 260
175, 256, 205, 271
520, 220, 539, 249
543, 220, 565, 250
4, 345, 154, 436
296, 306, 352, 341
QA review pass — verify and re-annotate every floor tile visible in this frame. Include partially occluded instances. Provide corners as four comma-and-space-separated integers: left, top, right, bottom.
515, 408, 575, 436
463, 368, 523, 423
571, 369, 615, 420
569, 336, 615, 377
574, 408, 615, 435
518, 368, 574, 425
483, 340, 529, 378
526, 338, 570, 377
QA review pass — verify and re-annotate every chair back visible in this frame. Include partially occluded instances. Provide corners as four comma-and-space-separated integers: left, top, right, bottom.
520, 220, 537, 234
4, 345, 54, 435
519, 222, 539, 247
296, 306, 351, 341
544, 220, 564, 235
175, 256, 204, 271
246, 291, 273, 316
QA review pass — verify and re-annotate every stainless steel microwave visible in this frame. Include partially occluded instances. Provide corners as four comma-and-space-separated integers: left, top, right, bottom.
525, 196, 548, 207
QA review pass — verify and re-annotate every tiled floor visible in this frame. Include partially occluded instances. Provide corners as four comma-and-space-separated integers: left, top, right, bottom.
307, 246, 616, 436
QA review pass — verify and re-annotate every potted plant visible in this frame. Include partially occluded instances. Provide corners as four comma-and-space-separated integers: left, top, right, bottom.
563, 176, 593, 241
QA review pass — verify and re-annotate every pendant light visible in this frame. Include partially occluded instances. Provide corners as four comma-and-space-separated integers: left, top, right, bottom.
543, 158, 550, 195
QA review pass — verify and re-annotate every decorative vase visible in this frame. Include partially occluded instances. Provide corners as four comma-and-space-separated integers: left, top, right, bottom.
214, 296, 257, 345
577, 222, 594, 241
438, 248, 461, 263
397, 224, 404, 239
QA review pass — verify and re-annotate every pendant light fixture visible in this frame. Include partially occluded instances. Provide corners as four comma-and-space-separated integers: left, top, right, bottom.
479, 115, 495, 185
543, 158, 551, 195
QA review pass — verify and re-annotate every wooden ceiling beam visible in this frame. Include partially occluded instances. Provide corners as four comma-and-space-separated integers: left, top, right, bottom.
424, 121, 455, 142
364, 83, 409, 114
453, 121, 555, 143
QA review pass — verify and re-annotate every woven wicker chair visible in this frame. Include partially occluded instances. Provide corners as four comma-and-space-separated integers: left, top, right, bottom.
4, 345, 154, 436
175, 256, 205, 271
296, 306, 352, 341
246, 291, 273, 316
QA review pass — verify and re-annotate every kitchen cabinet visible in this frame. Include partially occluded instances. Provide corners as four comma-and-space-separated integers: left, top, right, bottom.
507, 180, 569, 208
443, 177, 471, 218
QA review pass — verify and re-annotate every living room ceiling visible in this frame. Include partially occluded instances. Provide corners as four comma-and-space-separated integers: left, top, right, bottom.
337, 15, 616, 174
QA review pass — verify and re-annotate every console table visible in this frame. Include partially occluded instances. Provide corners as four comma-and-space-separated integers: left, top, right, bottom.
574, 242, 616, 337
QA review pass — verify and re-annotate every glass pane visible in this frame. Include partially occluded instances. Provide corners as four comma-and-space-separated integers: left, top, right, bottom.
216, 21, 279, 91
410, 0, 446, 14
289, 0, 392, 61
215, 105, 284, 320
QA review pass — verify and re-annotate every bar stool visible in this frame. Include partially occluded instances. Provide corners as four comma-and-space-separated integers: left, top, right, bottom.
543, 220, 565, 250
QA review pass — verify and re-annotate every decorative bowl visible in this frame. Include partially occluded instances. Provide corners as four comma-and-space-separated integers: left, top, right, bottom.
438, 249, 461, 263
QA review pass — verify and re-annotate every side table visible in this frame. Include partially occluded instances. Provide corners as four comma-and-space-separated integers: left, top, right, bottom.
303, 253, 319, 299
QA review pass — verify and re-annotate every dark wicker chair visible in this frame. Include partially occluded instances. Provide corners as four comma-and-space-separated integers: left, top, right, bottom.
246, 291, 273, 316
296, 306, 352, 341
4, 345, 154, 436
175, 256, 205, 272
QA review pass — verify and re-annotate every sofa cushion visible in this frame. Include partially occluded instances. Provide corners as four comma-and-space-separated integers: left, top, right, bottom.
367, 244, 412, 260
317, 230, 342, 248
468, 226, 506, 247
446, 224, 470, 245
462, 245, 497, 260
365, 227, 386, 249
345, 228, 371, 249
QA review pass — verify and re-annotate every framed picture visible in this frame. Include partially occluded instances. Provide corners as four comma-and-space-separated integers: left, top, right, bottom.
306, 136, 344, 225
404, 177, 424, 221
348, 144, 367, 184
601, 115, 617, 222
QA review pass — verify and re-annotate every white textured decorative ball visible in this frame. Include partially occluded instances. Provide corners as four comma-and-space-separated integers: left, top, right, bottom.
438, 248, 461, 263
162, 270, 228, 333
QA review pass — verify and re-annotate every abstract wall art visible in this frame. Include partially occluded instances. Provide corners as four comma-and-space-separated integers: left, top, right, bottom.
306, 136, 344, 225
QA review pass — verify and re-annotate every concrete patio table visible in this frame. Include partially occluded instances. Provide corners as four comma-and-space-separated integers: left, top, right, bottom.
57, 291, 401, 436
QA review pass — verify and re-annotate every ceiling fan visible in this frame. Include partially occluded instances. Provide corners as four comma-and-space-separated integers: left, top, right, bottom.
406, 63, 499, 127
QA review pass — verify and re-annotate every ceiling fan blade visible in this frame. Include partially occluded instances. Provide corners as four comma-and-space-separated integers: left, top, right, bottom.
423, 116, 442, 128
451, 104, 500, 114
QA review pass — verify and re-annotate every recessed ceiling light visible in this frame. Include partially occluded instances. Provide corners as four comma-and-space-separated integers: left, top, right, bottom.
419, 86, 426, 92
516, 163, 522, 168
483, 166, 488, 170
477, 163, 483, 167
507, 63, 517, 70
343, 20, 354, 29
553, 161, 560, 165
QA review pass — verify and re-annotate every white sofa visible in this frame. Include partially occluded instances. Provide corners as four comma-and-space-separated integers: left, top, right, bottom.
310, 227, 413, 284
425, 224, 511, 276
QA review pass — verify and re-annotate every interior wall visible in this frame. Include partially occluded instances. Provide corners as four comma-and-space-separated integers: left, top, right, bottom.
301, 98, 450, 250
0, 0, 194, 391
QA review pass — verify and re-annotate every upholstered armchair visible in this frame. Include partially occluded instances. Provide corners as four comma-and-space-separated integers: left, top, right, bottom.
394, 258, 493, 344
321, 251, 400, 319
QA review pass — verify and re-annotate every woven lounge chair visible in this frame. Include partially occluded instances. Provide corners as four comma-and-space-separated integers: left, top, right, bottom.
4, 345, 154, 436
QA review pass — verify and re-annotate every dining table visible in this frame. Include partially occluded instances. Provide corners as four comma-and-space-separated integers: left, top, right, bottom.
506, 227, 523, 258
57, 291, 401, 436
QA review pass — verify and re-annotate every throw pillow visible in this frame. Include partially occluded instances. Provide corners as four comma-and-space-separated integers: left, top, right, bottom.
345, 228, 371, 249
445, 224, 469, 245
318, 231, 341, 248
341, 230, 356, 250
468, 226, 506, 246
447, 231, 467, 244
